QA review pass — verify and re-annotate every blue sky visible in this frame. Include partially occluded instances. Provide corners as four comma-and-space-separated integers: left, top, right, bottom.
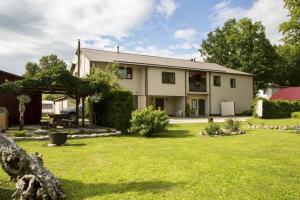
0, 0, 288, 75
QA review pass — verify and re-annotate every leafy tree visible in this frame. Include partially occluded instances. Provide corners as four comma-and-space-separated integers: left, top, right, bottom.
200, 18, 279, 89
39, 54, 67, 70
276, 0, 300, 86
24, 62, 40, 78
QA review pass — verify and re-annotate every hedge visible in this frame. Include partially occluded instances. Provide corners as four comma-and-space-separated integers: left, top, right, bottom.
257, 99, 300, 119
94, 90, 133, 133
291, 112, 300, 118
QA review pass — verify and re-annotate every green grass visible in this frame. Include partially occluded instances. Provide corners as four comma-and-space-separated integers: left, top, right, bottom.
247, 117, 300, 126
1, 123, 300, 199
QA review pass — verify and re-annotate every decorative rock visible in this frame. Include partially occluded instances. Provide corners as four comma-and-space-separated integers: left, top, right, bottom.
47, 143, 58, 147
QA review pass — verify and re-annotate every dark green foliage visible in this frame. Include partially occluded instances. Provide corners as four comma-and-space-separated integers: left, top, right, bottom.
200, 18, 279, 89
185, 103, 191, 117
224, 119, 241, 132
128, 105, 169, 137
262, 100, 300, 119
94, 90, 133, 133
11, 130, 27, 137
204, 123, 221, 135
291, 112, 300, 118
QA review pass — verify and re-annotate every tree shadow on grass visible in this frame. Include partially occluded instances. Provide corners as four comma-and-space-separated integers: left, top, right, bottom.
0, 186, 14, 200
61, 179, 182, 199
121, 130, 194, 138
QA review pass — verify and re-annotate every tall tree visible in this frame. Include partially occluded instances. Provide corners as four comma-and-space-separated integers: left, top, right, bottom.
24, 62, 40, 78
277, 0, 300, 86
200, 18, 279, 89
39, 54, 67, 70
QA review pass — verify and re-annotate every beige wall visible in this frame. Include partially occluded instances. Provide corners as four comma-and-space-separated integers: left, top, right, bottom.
187, 94, 209, 116
147, 67, 185, 96
146, 96, 185, 116
210, 73, 253, 114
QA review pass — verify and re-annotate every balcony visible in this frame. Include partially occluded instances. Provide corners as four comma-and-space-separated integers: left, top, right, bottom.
189, 71, 207, 92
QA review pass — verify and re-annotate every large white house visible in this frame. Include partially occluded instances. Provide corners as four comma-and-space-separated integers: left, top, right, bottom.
71, 48, 254, 116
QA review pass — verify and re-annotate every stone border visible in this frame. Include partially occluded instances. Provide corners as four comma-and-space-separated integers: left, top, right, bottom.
247, 125, 300, 130
11, 131, 121, 141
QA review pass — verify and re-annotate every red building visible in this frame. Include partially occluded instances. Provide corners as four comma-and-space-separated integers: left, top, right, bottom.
0, 70, 42, 126
270, 87, 300, 101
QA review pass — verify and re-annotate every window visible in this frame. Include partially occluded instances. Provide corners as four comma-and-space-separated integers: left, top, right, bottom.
213, 76, 221, 86
191, 99, 197, 110
162, 72, 175, 84
118, 67, 132, 79
230, 78, 236, 88
189, 71, 207, 92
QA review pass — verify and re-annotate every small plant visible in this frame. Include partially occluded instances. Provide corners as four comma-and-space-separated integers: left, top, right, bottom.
204, 123, 221, 135
11, 130, 27, 137
224, 119, 241, 132
128, 105, 169, 137
106, 128, 112, 133
291, 112, 300, 118
49, 127, 57, 133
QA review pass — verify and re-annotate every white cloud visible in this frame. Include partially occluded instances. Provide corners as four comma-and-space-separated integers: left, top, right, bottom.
211, 0, 288, 44
0, 0, 155, 74
174, 28, 197, 41
156, 0, 177, 17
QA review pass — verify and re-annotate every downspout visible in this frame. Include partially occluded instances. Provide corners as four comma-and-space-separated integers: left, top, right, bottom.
208, 72, 211, 116
184, 70, 187, 117
145, 66, 148, 105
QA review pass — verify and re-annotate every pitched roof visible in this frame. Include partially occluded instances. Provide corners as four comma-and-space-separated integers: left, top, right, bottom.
270, 87, 300, 100
80, 48, 253, 76
0, 69, 22, 79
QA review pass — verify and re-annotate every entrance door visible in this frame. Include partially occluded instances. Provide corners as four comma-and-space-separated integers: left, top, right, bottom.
198, 99, 205, 115
155, 98, 164, 110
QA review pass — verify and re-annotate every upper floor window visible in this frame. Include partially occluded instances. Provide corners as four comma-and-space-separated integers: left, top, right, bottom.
230, 78, 236, 88
213, 76, 221, 86
118, 67, 133, 79
189, 71, 207, 92
162, 72, 175, 84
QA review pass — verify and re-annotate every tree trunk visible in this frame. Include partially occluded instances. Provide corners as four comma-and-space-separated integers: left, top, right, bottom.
81, 97, 85, 127
0, 135, 66, 200
75, 96, 79, 126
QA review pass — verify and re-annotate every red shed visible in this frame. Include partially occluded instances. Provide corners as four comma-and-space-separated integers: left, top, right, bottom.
270, 87, 300, 101
0, 70, 42, 126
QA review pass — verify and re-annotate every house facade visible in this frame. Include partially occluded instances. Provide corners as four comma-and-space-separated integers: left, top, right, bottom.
71, 48, 254, 116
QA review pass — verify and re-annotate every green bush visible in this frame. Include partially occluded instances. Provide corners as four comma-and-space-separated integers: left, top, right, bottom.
94, 90, 133, 133
11, 130, 27, 137
291, 112, 300, 118
224, 119, 241, 131
128, 105, 169, 137
204, 123, 221, 135
185, 103, 191, 117
253, 98, 300, 119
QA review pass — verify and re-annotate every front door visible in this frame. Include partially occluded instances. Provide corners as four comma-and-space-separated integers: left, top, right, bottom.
155, 98, 164, 110
198, 99, 205, 115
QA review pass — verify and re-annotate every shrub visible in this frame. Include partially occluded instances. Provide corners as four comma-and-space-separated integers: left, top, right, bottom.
253, 98, 300, 119
11, 130, 27, 137
94, 90, 133, 133
204, 123, 221, 135
224, 119, 241, 131
49, 128, 57, 133
128, 106, 169, 137
185, 103, 191, 117
291, 112, 300, 118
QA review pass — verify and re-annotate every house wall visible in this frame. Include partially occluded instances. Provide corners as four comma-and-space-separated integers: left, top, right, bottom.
147, 67, 185, 96
210, 73, 253, 115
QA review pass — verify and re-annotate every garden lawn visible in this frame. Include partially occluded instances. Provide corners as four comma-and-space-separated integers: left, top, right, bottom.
1, 123, 300, 200
247, 117, 300, 126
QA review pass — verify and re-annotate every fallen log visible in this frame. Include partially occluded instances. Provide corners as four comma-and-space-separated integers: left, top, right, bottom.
0, 135, 66, 200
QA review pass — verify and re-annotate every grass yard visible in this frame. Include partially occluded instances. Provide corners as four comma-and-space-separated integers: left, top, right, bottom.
1, 122, 300, 199
247, 117, 300, 126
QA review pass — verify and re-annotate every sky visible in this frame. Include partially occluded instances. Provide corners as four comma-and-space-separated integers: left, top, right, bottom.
0, 0, 288, 75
